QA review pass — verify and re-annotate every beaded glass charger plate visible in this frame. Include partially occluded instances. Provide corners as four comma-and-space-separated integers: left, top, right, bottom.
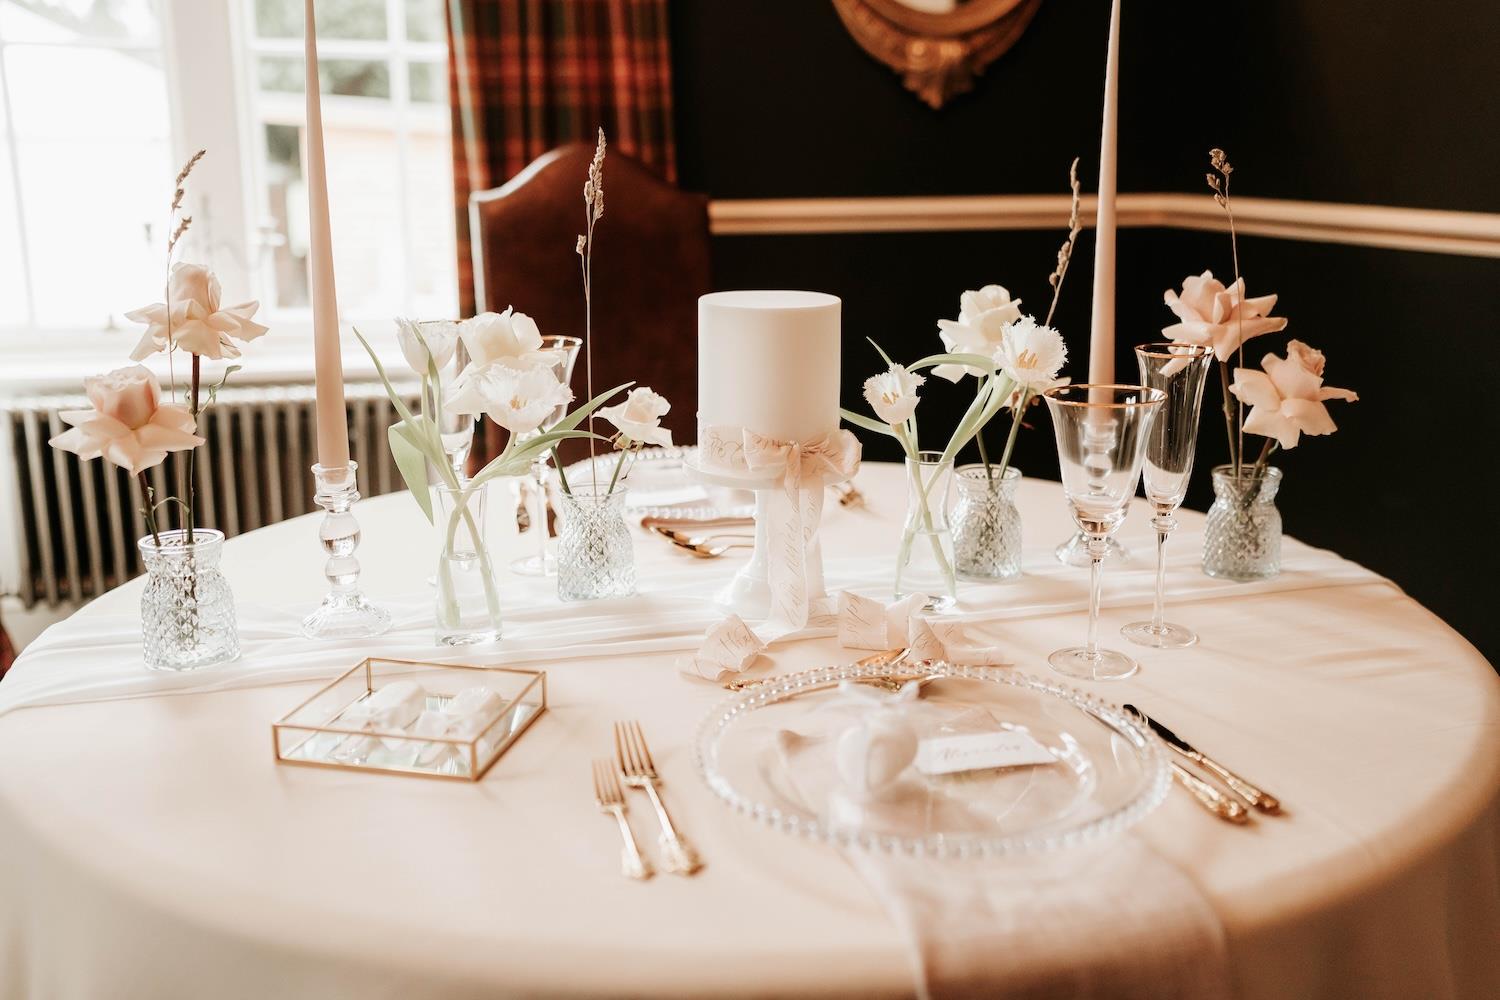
564, 445, 756, 521
695, 661, 1170, 859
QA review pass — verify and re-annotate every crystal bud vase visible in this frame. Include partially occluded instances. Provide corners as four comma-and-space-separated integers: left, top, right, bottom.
1203, 464, 1283, 582
895, 451, 956, 611
138, 528, 239, 671
952, 464, 1022, 581
557, 486, 636, 602
434, 481, 502, 645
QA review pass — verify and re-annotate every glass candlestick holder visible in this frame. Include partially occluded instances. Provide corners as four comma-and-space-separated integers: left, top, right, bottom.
301, 461, 392, 639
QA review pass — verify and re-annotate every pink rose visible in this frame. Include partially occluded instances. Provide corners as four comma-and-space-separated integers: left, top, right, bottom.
49, 365, 204, 475
1163, 270, 1288, 361
1230, 344, 1358, 449
127, 262, 268, 361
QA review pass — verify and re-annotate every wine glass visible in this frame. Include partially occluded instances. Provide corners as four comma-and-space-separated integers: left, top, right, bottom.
510, 335, 583, 577
1043, 384, 1165, 680
1122, 344, 1214, 649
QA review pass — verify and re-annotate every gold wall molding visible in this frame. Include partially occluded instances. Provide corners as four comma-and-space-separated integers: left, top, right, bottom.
708, 193, 1500, 258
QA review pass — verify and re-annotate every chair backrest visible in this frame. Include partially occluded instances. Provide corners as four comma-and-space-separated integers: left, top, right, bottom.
470, 144, 710, 460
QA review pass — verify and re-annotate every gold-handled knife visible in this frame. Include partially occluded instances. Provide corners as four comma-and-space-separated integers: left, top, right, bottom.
1126, 704, 1282, 815
1169, 761, 1250, 824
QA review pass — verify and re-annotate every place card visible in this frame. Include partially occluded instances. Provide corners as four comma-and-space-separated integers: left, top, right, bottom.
915, 729, 1056, 776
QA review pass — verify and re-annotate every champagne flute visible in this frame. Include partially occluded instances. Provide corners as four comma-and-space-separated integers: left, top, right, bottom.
1043, 384, 1164, 680
1122, 343, 1214, 648
510, 335, 582, 577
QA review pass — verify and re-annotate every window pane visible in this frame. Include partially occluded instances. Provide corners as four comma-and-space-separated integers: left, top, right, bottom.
404, 0, 442, 43
0, 0, 159, 43
4, 43, 170, 328
406, 123, 455, 317
0, 88, 27, 327
253, 0, 387, 40
408, 60, 443, 104
262, 122, 308, 308
257, 55, 390, 100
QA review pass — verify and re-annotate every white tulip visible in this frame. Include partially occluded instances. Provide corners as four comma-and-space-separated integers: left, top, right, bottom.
447, 361, 573, 435
932, 284, 1023, 382
395, 318, 458, 376
995, 316, 1068, 394
457, 307, 549, 368
863, 363, 925, 426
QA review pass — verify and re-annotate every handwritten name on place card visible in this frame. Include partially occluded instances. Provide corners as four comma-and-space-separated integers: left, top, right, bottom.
915, 730, 1057, 776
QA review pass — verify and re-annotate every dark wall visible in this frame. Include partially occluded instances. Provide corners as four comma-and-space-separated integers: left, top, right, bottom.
669, 0, 1500, 663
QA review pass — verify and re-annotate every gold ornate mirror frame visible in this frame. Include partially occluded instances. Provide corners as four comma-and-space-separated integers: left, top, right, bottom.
831, 0, 1043, 109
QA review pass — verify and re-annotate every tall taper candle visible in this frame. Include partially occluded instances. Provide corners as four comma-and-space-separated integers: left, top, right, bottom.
304, 0, 350, 469
1087, 0, 1121, 385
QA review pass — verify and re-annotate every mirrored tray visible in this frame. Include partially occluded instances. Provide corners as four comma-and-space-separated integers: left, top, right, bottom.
695, 661, 1170, 858
564, 445, 756, 520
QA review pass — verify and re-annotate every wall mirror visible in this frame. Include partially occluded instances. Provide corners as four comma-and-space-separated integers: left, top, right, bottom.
831, 0, 1043, 108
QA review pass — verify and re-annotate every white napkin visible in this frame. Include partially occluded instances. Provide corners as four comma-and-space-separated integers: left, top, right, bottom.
768, 702, 1231, 1000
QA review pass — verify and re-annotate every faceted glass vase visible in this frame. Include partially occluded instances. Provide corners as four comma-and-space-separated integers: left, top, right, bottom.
557, 486, 636, 602
895, 451, 956, 611
434, 481, 502, 645
138, 528, 239, 671
1203, 464, 1283, 582
952, 464, 1022, 582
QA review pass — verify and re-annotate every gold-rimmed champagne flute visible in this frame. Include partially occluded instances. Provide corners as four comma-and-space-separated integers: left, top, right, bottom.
1043, 384, 1165, 680
1122, 343, 1215, 649
511, 335, 582, 577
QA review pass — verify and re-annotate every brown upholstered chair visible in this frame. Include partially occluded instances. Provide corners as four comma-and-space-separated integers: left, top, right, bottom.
469, 144, 711, 463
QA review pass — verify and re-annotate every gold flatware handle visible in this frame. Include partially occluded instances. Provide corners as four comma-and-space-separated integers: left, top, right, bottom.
1171, 762, 1249, 824
608, 806, 653, 880
1189, 753, 1281, 814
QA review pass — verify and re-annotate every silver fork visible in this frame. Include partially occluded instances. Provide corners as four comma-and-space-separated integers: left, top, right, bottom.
614, 721, 703, 876
592, 758, 652, 880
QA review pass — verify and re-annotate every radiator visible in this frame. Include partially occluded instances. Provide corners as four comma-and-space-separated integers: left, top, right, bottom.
0, 382, 418, 609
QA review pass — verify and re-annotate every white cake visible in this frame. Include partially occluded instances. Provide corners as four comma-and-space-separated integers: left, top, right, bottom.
696, 290, 841, 476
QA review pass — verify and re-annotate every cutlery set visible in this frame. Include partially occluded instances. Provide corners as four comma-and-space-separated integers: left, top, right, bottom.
638, 482, 863, 558
593, 721, 702, 880
1124, 704, 1282, 825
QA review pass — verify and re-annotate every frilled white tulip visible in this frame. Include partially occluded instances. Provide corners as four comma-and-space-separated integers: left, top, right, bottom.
995, 315, 1068, 394
863, 363, 925, 426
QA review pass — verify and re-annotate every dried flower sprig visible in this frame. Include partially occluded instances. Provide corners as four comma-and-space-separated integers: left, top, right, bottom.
165, 148, 206, 538
1206, 147, 1249, 473
575, 128, 607, 492
1044, 157, 1082, 327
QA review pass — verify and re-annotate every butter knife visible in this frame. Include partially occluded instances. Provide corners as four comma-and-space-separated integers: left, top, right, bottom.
1170, 761, 1249, 824
1126, 704, 1282, 815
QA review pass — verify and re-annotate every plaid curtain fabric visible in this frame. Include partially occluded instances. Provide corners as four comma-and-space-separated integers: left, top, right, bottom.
445, 0, 678, 316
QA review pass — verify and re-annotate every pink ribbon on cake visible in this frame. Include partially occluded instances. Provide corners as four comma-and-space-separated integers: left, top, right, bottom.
739, 428, 861, 628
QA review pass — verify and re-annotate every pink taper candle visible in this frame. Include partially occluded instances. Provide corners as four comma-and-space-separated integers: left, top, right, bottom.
1088, 0, 1121, 385
304, 0, 350, 469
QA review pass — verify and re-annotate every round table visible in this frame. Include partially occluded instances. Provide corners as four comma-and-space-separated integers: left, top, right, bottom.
2, 464, 1497, 1000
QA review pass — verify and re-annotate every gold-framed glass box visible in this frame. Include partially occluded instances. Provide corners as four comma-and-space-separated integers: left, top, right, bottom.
273, 658, 546, 781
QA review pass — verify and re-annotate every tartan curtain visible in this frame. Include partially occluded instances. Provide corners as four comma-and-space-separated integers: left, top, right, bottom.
445, 0, 679, 316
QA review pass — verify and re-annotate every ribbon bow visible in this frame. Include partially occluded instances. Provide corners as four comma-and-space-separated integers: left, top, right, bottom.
837, 591, 1010, 666
741, 429, 861, 628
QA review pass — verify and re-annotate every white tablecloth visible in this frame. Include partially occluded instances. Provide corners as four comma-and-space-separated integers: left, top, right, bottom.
1, 464, 1497, 999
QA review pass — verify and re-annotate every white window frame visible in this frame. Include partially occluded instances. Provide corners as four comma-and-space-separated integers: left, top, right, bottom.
0, 0, 450, 389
